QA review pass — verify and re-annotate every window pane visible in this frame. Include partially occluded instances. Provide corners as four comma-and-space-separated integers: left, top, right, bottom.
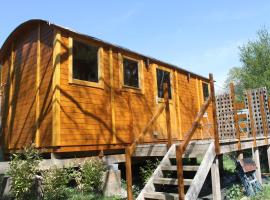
156, 68, 172, 99
202, 82, 209, 101
123, 58, 139, 88
73, 40, 99, 82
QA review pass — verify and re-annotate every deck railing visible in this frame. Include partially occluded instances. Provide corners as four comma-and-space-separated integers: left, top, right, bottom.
227, 84, 270, 149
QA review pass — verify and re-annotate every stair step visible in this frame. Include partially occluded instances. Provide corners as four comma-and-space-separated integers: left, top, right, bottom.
144, 192, 179, 200
161, 165, 199, 171
153, 177, 192, 186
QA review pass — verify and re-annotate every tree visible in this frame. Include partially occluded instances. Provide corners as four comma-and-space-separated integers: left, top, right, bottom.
224, 29, 270, 100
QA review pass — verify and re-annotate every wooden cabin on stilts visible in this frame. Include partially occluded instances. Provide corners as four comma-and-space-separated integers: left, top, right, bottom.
1, 20, 270, 199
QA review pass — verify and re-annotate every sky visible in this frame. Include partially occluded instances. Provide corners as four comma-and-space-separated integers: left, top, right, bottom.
1, 1, 270, 91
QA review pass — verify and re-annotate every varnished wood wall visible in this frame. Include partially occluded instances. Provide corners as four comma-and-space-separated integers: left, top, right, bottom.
0, 21, 214, 152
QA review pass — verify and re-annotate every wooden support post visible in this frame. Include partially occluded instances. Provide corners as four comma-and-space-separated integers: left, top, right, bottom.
259, 93, 268, 145
164, 83, 172, 149
125, 147, 133, 200
209, 73, 220, 154
267, 146, 270, 173
176, 145, 185, 200
211, 156, 221, 200
252, 147, 262, 184
230, 83, 241, 150
247, 91, 257, 147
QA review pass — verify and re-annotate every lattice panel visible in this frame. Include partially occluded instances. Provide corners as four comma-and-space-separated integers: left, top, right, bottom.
244, 87, 270, 137
216, 93, 235, 139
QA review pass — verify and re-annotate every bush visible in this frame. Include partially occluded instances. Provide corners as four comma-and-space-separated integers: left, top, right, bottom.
225, 184, 244, 200
7, 144, 41, 200
80, 158, 105, 193
42, 167, 71, 200
139, 159, 160, 184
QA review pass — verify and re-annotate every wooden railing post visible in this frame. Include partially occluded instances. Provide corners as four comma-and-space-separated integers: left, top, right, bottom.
230, 83, 241, 150
209, 73, 220, 154
259, 93, 269, 145
163, 83, 172, 149
247, 91, 257, 147
125, 147, 133, 200
176, 145, 185, 200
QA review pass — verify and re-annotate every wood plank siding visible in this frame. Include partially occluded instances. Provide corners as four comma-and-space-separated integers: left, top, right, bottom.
0, 20, 214, 153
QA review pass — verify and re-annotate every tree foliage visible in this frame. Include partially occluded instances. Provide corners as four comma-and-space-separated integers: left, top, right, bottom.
225, 29, 270, 99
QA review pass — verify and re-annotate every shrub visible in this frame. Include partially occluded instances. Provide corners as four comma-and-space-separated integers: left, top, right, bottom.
139, 159, 160, 184
225, 184, 244, 200
7, 144, 41, 200
42, 167, 70, 200
80, 158, 105, 193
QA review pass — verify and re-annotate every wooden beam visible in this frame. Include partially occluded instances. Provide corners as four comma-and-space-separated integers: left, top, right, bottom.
7, 43, 14, 150
52, 31, 61, 146
68, 37, 73, 83
174, 71, 182, 140
176, 144, 185, 200
35, 24, 41, 147
211, 156, 221, 200
164, 83, 172, 149
209, 73, 220, 154
259, 93, 268, 145
125, 147, 133, 200
196, 78, 203, 139
252, 147, 262, 184
109, 48, 116, 143
230, 83, 241, 150
247, 91, 257, 147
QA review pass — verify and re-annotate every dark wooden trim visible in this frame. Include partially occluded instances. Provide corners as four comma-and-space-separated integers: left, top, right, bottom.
164, 83, 172, 149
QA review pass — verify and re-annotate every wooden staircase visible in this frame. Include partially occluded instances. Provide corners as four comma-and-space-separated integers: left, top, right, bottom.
137, 141, 216, 200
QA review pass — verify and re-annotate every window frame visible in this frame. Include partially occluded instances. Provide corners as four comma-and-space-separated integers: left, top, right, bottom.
202, 81, 210, 101
119, 53, 144, 93
68, 37, 104, 88
155, 65, 174, 103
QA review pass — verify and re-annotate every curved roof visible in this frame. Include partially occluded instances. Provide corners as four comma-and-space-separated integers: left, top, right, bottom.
0, 19, 209, 80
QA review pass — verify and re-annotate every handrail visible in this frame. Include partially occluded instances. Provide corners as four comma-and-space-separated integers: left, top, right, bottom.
176, 73, 220, 200
125, 83, 170, 200
180, 95, 212, 152
128, 103, 166, 155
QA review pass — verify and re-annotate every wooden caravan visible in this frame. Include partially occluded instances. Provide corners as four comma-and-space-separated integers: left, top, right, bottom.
0, 19, 214, 154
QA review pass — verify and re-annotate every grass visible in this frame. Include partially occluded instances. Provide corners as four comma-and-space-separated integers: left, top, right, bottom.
66, 189, 122, 200
251, 185, 270, 200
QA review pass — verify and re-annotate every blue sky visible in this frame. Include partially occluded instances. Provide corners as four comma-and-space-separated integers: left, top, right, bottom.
1, 1, 270, 90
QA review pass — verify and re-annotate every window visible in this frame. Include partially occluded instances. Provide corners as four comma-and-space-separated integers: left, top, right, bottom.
202, 82, 209, 101
73, 40, 99, 82
123, 58, 139, 88
156, 68, 172, 99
